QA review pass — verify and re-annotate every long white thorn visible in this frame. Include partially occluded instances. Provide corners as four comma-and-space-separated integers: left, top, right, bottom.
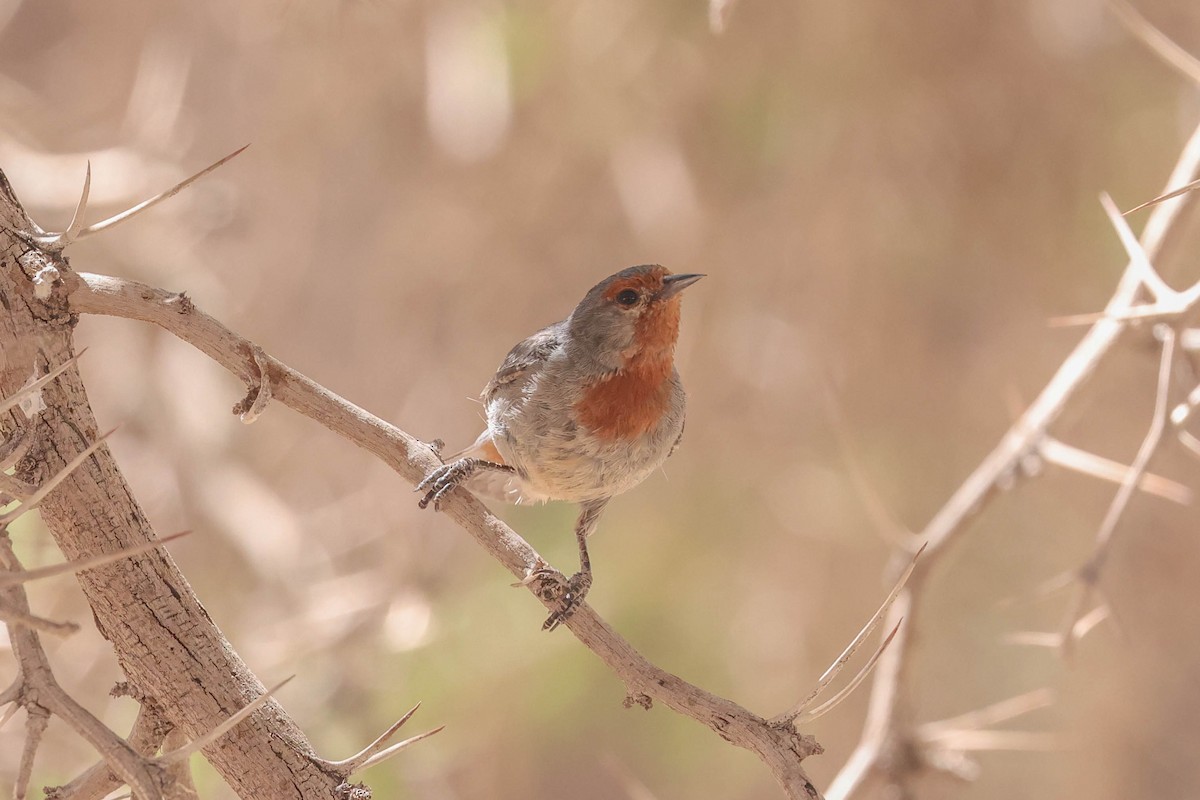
774, 543, 924, 724
352, 725, 446, 774
1123, 178, 1200, 215
321, 702, 423, 772
75, 145, 250, 240
790, 619, 903, 725
157, 675, 293, 764
0, 531, 190, 587
31, 162, 91, 251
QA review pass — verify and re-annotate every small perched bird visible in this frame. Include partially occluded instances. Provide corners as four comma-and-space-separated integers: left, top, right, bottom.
417, 265, 703, 630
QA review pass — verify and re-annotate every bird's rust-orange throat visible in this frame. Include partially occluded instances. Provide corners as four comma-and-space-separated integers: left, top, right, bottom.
574, 297, 681, 441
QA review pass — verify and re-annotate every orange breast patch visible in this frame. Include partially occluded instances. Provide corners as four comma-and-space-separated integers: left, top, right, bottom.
574, 358, 673, 441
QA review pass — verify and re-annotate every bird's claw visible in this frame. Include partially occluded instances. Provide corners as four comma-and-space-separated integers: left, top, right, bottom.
415, 458, 474, 510
511, 558, 551, 588
523, 565, 567, 601
535, 569, 591, 632
513, 564, 588, 630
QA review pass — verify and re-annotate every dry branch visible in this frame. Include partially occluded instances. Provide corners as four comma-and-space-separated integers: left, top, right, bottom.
46, 700, 174, 800
0, 538, 163, 799
824, 94, 1200, 800
1, 167, 347, 796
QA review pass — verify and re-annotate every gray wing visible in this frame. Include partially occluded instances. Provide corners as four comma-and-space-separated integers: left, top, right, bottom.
482, 321, 564, 402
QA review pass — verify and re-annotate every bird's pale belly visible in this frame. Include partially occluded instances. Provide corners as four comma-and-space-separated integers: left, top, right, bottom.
492, 416, 681, 504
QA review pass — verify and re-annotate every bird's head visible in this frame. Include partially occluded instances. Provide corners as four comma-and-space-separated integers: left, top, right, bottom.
567, 265, 703, 373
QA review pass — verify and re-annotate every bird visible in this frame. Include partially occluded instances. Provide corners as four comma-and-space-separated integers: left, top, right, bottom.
416, 265, 703, 630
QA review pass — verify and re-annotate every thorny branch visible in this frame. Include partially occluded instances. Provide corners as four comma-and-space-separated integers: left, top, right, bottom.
826, 18, 1200, 799
0, 537, 164, 800
0, 156, 441, 798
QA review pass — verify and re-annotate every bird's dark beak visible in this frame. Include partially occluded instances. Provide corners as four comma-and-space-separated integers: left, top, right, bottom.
657, 273, 704, 300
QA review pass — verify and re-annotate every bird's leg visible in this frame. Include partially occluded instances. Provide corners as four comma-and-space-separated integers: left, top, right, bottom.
541, 497, 609, 632
416, 457, 514, 510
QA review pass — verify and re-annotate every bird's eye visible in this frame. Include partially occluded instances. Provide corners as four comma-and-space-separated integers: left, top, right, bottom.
616, 289, 640, 307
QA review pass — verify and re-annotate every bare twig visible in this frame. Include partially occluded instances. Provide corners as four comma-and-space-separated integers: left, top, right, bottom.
1168, 377, 1200, 459
159, 729, 201, 800
15, 703, 50, 800
1039, 437, 1192, 504
922, 729, 1060, 753
1005, 605, 1111, 649
45, 701, 174, 800
1100, 194, 1200, 311
0, 603, 80, 636
773, 545, 923, 725
1061, 326, 1177, 657
1104, 0, 1200, 84
1106, 0, 1200, 223
919, 689, 1055, 739
1100, 193, 1178, 302
0, 539, 164, 800
28, 144, 811, 797
1108, 0, 1200, 88
827, 114, 1200, 800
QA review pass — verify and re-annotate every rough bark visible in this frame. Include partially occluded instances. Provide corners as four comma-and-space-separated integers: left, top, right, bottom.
0, 172, 341, 797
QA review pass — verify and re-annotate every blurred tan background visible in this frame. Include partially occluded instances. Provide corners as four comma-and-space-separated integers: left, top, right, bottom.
3, 0, 1200, 797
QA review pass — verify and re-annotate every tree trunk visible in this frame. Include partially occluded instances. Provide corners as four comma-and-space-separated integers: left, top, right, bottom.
0, 171, 340, 798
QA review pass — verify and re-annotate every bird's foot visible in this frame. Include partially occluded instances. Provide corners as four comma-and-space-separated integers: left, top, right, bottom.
416, 458, 476, 510
515, 563, 585, 630
527, 567, 591, 632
